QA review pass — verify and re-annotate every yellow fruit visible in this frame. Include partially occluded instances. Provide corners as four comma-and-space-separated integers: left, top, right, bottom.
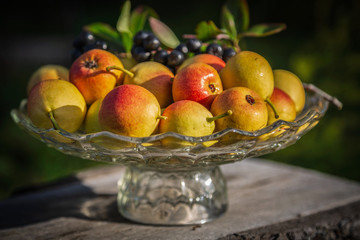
123, 61, 174, 108
27, 79, 87, 132
84, 98, 103, 133
27, 64, 69, 95
119, 56, 137, 70
273, 69, 306, 113
210, 87, 268, 132
159, 100, 215, 148
266, 88, 296, 125
220, 51, 274, 100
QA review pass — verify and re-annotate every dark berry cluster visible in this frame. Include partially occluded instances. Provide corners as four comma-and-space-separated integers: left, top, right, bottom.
70, 31, 109, 63
130, 30, 238, 70
152, 38, 204, 72
131, 32, 206, 71
131, 31, 160, 62
205, 43, 237, 62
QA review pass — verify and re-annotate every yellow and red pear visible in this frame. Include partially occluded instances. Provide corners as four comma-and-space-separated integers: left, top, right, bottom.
27, 79, 87, 132
27, 64, 69, 95
220, 51, 274, 100
273, 69, 306, 114
210, 87, 268, 132
172, 62, 223, 109
177, 53, 226, 73
159, 100, 216, 147
108, 61, 174, 108
267, 88, 297, 125
98, 84, 161, 137
69, 49, 124, 105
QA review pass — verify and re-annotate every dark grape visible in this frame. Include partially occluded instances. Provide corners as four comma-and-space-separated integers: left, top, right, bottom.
222, 48, 237, 62
83, 40, 109, 52
133, 31, 150, 47
143, 34, 161, 51
186, 38, 202, 52
175, 43, 189, 55
131, 46, 151, 62
167, 50, 185, 67
94, 40, 108, 50
206, 43, 223, 58
73, 31, 95, 50
153, 49, 169, 65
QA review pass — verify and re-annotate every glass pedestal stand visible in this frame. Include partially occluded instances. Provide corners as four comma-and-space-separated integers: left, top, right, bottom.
117, 166, 227, 225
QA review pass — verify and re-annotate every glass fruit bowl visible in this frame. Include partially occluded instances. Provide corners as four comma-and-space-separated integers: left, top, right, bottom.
10, 83, 340, 225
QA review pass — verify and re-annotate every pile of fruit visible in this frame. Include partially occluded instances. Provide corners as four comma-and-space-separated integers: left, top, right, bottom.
26, 46, 305, 144
24, 1, 306, 147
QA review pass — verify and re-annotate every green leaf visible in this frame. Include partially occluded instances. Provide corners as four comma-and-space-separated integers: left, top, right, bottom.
243, 23, 287, 37
224, 0, 250, 33
195, 20, 222, 41
121, 32, 133, 53
220, 5, 237, 39
237, 0, 250, 32
129, 6, 147, 34
130, 5, 159, 34
149, 16, 180, 48
117, 0, 131, 34
115, 1, 134, 53
84, 22, 123, 47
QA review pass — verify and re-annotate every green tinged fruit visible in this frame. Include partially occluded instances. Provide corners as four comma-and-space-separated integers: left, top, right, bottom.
220, 51, 274, 100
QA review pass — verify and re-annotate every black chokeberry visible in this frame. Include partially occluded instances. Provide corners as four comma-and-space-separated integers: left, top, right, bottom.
175, 43, 189, 55
76, 31, 96, 48
222, 48, 237, 62
206, 43, 223, 58
153, 49, 169, 65
186, 38, 202, 52
143, 34, 160, 51
167, 50, 185, 67
83, 44, 95, 52
83, 40, 109, 52
94, 40, 108, 50
133, 31, 150, 47
131, 46, 151, 62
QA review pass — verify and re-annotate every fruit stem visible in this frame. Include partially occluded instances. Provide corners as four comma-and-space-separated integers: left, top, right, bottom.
265, 98, 279, 119
206, 110, 233, 122
157, 115, 168, 120
106, 65, 134, 78
48, 111, 60, 130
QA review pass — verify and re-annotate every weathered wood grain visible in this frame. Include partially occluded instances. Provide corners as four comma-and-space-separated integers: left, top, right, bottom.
0, 158, 359, 240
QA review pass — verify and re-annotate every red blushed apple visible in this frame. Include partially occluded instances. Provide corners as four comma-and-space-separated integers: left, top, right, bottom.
69, 49, 125, 105
172, 62, 223, 109
177, 54, 226, 73
267, 87, 297, 125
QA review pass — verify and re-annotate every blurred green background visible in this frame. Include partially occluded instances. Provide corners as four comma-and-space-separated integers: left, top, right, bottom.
1, 0, 359, 199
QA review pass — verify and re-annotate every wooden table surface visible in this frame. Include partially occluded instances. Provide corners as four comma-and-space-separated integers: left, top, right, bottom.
1, 158, 360, 240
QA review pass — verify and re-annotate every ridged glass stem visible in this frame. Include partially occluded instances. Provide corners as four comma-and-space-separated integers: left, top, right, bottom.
117, 166, 228, 225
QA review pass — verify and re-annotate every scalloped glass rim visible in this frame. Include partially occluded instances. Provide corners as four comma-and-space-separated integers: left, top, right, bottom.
10, 83, 330, 169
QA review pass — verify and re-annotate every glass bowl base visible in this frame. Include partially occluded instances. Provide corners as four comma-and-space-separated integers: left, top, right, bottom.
117, 166, 228, 225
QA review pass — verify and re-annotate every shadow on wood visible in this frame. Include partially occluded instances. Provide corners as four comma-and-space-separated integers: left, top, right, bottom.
0, 175, 130, 229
